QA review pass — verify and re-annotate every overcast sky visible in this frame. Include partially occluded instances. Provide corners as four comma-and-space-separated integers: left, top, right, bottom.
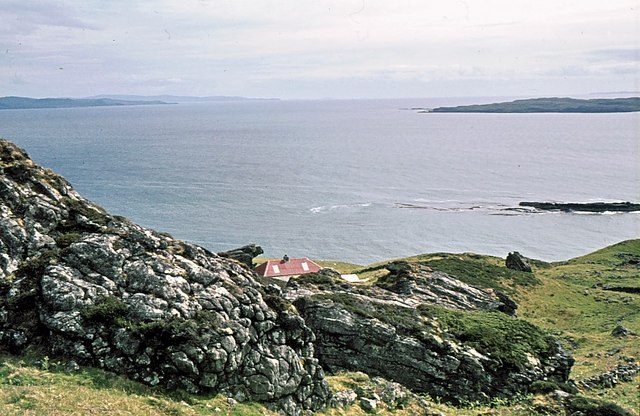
1, 0, 638, 99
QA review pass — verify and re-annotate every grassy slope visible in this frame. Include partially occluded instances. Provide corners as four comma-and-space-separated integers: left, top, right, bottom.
2, 241, 638, 415
518, 240, 640, 412
0, 355, 274, 416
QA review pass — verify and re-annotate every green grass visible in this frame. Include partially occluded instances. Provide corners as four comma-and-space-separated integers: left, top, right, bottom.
0, 355, 276, 415
516, 240, 640, 412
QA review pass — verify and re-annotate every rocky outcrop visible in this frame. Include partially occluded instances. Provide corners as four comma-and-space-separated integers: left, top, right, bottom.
218, 244, 264, 269
0, 140, 329, 415
611, 324, 636, 337
331, 375, 424, 412
284, 266, 572, 404
579, 362, 640, 390
377, 261, 517, 314
506, 252, 532, 272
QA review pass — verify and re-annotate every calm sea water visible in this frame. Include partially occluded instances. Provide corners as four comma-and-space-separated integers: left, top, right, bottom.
1, 99, 638, 264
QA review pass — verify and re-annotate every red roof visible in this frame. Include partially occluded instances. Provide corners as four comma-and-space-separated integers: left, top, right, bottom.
255, 258, 321, 278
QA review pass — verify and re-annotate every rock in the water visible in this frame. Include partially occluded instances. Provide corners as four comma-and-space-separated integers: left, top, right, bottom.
0, 139, 329, 415
506, 252, 532, 272
520, 201, 640, 212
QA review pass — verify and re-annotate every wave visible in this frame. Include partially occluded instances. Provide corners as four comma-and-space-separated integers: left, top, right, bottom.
309, 199, 637, 216
395, 201, 519, 213
310, 202, 372, 214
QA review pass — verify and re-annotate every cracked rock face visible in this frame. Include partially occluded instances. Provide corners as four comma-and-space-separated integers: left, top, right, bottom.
0, 140, 330, 415
284, 267, 573, 404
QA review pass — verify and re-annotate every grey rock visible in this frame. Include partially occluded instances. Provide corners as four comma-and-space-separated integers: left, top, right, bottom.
376, 261, 513, 312
579, 363, 640, 390
506, 251, 532, 272
218, 244, 264, 269
373, 377, 410, 409
359, 397, 377, 412
553, 389, 571, 400
331, 389, 358, 407
611, 324, 636, 337
65, 360, 80, 372
0, 140, 330, 415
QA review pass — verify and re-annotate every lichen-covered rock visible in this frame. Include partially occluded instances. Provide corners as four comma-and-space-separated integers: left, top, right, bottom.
377, 261, 514, 312
284, 263, 572, 404
579, 362, 640, 390
0, 139, 329, 415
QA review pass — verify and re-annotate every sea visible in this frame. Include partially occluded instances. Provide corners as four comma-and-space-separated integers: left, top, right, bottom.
1, 98, 638, 265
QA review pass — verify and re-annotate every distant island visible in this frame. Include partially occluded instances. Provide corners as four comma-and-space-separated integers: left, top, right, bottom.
86, 94, 280, 103
0, 96, 170, 110
426, 97, 640, 113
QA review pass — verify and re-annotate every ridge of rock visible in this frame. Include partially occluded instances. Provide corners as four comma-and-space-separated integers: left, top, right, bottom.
283, 267, 573, 404
0, 140, 329, 415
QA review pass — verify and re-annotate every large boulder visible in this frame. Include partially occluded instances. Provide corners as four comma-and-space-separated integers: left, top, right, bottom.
506, 252, 532, 272
218, 244, 264, 269
0, 140, 329, 415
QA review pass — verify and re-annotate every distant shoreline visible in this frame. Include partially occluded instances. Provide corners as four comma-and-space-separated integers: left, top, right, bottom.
0, 94, 280, 110
0, 96, 171, 110
424, 97, 640, 113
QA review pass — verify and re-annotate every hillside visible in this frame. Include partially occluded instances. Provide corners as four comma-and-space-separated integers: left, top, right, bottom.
0, 138, 638, 415
428, 97, 640, 113
2, 241, 638, 415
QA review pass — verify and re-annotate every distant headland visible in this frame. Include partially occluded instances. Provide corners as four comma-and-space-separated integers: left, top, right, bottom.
0, 96, 171, 110
86, 94, 280, 103
423, 97, 640, 113
0, 94, 279, 110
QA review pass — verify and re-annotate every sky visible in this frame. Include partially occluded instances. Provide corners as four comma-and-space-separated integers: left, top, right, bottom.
1, 0, 639, 99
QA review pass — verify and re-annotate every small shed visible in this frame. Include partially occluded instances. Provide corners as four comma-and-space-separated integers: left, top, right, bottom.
255, 257, 322, 280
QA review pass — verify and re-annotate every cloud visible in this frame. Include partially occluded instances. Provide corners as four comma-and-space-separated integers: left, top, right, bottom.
587, 48, 640, 63
1, 0, 638, 98
0, 0, 94, 35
